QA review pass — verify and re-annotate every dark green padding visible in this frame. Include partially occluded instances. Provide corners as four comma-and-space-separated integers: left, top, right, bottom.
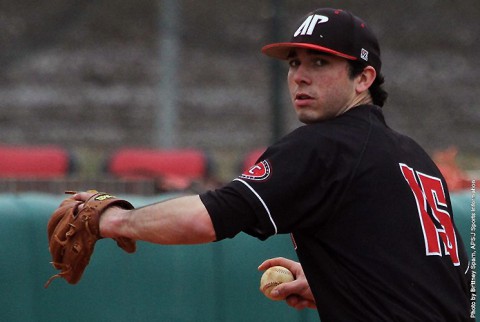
0, 191, 476, 322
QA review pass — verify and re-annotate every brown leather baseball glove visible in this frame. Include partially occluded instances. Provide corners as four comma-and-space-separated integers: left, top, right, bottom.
45, 192, 135, 288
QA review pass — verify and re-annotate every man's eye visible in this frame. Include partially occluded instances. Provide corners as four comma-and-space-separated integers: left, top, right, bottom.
314, 58, 326, 66
288, 59, 299, 68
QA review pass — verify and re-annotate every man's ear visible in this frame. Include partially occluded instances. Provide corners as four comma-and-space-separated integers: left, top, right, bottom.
355, 66, 376, 94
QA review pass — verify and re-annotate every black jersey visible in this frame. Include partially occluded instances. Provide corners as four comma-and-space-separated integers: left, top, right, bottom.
200, 105, 471, 321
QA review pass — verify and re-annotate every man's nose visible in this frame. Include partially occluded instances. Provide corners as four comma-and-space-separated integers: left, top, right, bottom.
292, 66, 312, 85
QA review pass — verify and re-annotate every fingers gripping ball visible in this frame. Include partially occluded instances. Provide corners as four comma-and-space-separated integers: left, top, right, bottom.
45, 192, 135, 288
260, 266, 295, 300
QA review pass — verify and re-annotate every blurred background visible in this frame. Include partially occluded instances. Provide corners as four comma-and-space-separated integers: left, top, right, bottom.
0, 2, 478, 321
0, 0, 479, 189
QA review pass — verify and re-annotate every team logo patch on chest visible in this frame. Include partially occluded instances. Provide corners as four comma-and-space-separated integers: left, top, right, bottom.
239, 160, 271, 181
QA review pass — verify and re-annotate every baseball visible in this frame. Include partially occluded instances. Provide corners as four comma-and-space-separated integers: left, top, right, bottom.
260, 266, 295, 300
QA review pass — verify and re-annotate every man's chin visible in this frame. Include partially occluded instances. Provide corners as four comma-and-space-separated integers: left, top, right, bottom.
297, 112, 330, 124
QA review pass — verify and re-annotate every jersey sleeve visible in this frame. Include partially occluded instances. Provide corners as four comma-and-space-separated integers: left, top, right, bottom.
199, 183, 264, 240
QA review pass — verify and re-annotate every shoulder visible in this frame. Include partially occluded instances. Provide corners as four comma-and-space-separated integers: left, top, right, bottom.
287, 106, 376, 144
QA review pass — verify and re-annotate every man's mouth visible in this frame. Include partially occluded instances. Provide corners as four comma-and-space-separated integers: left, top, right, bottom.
296, 93, 313, 100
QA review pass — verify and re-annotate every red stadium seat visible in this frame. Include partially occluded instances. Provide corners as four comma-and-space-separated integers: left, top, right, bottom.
107, 148, 212, 191
0, 145, 72, 178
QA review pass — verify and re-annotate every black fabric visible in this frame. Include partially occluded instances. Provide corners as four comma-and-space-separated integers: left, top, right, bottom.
200, 105, 471, 321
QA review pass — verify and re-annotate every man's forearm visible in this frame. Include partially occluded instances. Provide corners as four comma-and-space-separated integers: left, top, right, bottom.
99, 195, 217, 245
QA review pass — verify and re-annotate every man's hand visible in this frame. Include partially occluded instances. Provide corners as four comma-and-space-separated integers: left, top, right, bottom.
72, 190, 97, 204
258, 257, 316, 310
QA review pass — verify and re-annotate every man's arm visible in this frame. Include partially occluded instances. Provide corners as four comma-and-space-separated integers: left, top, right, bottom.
75, 192, 217, 245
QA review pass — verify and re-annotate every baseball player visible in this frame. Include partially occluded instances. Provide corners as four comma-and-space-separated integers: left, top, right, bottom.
53, 8, 471, 321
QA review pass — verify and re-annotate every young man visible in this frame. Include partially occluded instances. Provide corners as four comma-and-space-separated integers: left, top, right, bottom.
73, 8, 471, 321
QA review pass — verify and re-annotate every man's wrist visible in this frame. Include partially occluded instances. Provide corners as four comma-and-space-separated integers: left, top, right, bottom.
99, 206, 128, 239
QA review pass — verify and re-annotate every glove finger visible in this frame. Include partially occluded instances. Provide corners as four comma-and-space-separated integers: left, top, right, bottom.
63, 242, 95, 284
47, 200, 81, 240
114, 237, 136, 253
48, 204, 81, 268
47, 206, 68, 241
59, 196, 81, 208
59, 211, 101, 285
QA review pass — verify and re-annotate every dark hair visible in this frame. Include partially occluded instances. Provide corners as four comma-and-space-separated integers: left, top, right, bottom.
348, 60, 388, 107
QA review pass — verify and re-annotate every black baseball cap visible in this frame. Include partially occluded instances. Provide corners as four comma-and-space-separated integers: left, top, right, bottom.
262, 8, 381, 73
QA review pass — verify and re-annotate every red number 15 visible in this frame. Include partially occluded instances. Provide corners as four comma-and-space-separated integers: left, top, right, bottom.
399, 163, 460, 266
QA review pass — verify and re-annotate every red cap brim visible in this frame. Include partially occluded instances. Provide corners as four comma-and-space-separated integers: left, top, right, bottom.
261, 42, 357, 61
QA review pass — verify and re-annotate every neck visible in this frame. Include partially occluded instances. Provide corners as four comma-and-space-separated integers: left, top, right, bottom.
339, 92, 373, 116
350, 91, 373, 107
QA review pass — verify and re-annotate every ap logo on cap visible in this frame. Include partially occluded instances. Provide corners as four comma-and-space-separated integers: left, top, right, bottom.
294, 14, 329, 37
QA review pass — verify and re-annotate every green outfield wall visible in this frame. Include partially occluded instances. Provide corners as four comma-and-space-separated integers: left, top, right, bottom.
0, 191, 477, 322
